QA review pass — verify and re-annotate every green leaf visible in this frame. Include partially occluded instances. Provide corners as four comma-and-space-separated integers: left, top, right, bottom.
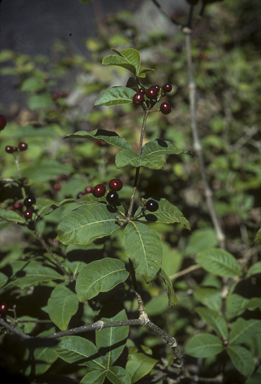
185, 334, 223, 358
95, 87, 136, 106
246, 298, 261, 311
103, 48, 141, 76
126, 353, 158, 383
80, 370, 107, 384
8, 261, 65, 288
159, 269, 178, 306
229, 318, 261, 345
96, 305, 129, 367
193, 287, 222, 312
195, 248, 242, 277
0, 208, 24, 224
246, 366, 261, 384
22, 160, 72, 183
115, 148, 141, 168
246, 262, 261, 277
138, 68, 155, 78
21, 77, 45, 92
5, 124, 61, 139
76, 259, 129, 301
195, 307, 228, 339
184, 228, 218, 256
226, 293, 250, 321
227, 345, 255, 376
137, 198, 190, 230
0, 272, 8, 288
64, 129, 132, 150
57, 202, 123, 245
254, 228, 261, 243
107, 366, 131, 384
28, 94, 53, 110
37, 198, 76, 217
124, 222, 163, 282
47, 283, 79, 330
54, 336, 106, 369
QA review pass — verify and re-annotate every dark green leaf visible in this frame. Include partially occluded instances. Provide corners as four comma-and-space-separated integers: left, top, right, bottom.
246, 262, 261, 277
95, 87, 136, 106
185, 334, 223, 357
159, 269, 178, 305
0, 208, 24, 224
195, 307, 228, 339
229, 318, 261, 345
80, 370, 107, 384
106, 366, 131, 384
246, 366, 261, 384
0, 272, 8, 288
184, 228, 218, 256
193, 287, 222, 312
226, 293, 250, 321
227, 345, 255, 376
126, 353, 158, 383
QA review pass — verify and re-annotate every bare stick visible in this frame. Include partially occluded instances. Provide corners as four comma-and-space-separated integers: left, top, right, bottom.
169, 264, 201, 280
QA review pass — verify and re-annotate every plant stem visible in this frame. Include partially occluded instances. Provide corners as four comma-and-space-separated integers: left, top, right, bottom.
184, 32, 225, 249
14, 155, 26, 199
127, 110, 150, 219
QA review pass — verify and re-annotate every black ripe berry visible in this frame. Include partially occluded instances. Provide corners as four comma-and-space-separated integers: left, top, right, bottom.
139, 88, 146, 95
93, 184, 106, 198
24, 196, 36, 208
162, 83, 172, 93
0, 115, 7, 131
0, 303, 8, 314
77, 192, 84, 199
5, 145, 13, 154
146, 200, 159, 212
24, 210, 33, 219
106, 191, 119, 204
160, 102, 172, 115
146, 87, 158, 99
19, 142, 28, 151
109, 179, 122, 191
133, 93, 144, 105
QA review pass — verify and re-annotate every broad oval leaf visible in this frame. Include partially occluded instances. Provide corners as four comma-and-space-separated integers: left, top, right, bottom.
124, 221, 163, 282
107, 366, 131, 384
229, 318, 261, 345
227, 345, 255, 376
226, 293, 250, 321
47, 283, 79, 330
64, 129, 132, 151
185, 333, 223, 357
76, 259, 129, 302
195, 248, 242, 277
80, 370, 107, 384
0, 208, 24, 224
195, 307, 228, 339
22, 160, 72, 183
109, 48, 141, 75
115, 148, 141, 168
95, 87, 136, 106
54, 335, 106, 369
102, 55, 137, 76
193, 287, 222, 312
57, 202, 122, 245
126, 353, 158, 383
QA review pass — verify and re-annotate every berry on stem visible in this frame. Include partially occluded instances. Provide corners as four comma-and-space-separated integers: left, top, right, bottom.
77, 192, 84, 199
53, 183, 61, 191
5, 145, 13, 154
146, 87, 158, 99
133, 93, 144, 105
85, 186, 93, 194
24, 196, 36, 208
106, 191, 119, 204
109, 179, 123, 191
93, 184, 106, 198
24, 210, 33, 219
139, 88, 146, 95
146, 200, 159, 212
160, 102, 172, 115
0, 115, 7, 131
13, 202, 23, 210
154, 85, 160, 91
12, 146, 18, 152
19, 142, 28, 151
0, 303, 8, 314
163, 83, 172, 93
58, 173, 68, 180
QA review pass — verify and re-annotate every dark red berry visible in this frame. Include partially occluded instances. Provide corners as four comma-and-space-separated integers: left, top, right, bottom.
13, 202, 23, 210
52, 92, 59, 100
154, 85, 160, 91
52, 239, 60, 246
58, 173, 68, 180
5, 145, 13, 154
53, 183, 61, 191
93, 184, 106, 198
19, 142, 28, 151
162, 83, 172, 93
12, 146, 18, 152
24, 196, 36, 208
85, 186, 93, 194
106, 191, 119, 204
133, 93, 144, 105
161, 91, 166, 97
59, 91, 68, 98
146, 87, 158, 99
109, 179, 123, 191
146, 200, 159, 212
160, 102, 172, 115
0, 115, 7, 131
24, 210, 33, 219
139, 88, 146, 95
94, 140, 107, 147
77, 192, 84, 199
0, 303, 8, 314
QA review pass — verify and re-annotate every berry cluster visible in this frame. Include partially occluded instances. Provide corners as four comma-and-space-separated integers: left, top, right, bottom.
5, 142, 28, 154
77, 179, 123, 205
132, 83, 172, 115
52, 91, 68, 100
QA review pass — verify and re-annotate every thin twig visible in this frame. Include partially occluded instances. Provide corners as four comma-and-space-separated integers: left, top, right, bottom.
169, 264, 201, 280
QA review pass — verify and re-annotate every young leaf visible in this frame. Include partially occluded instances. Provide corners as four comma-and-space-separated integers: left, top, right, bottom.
195, 307, 228, 339
57, 202, 123, 245
102, 55, 137, 76
195, 248, 242, 277
47, 283, 79, 330
126, 353, 158, 383
54, 336, 106, 369
246, 261, 261, 277
138, 68, 155, 78
159, 269, 178, 305
124, 221, 163, 282
95, 87, 136, 107
229, 318, 261, 345
104, 48, 141, 75
185, 334, 223, 357
76, 259, 129, 302
80, 370, 107, 384
106, 366, 131, 384
193, 287, 222, 312
227, 345, 255, 376
64, 129, 132, 150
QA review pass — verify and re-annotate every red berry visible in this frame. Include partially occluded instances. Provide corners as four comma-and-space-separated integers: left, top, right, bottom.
93, 184, 106, 198
5, 145, 13, 154
77, 192, 84, 199
85, 186, 93, 194
139, 88, 146, 95
0, 303, 8, 314
146, 200, 159, 212
19, 142, 28, 151
0, 115, 7, 131
146, 87, 158, 99
160, 102, 172, 115
12, 146, 18, 152
133, 93, 144, 105
106, 191, 119, 204
162, 83, 172, 93
161, 91, 166, 97
13, 202, 23, 210
109, 179, 123, 191
24, 210, 32, 219
53, 183, 61, 191
58, 173, 68, 180
24, 196, 36, 208
52, 92, 59, 100
94, 140, 107, 147
154, 85, 160, 91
